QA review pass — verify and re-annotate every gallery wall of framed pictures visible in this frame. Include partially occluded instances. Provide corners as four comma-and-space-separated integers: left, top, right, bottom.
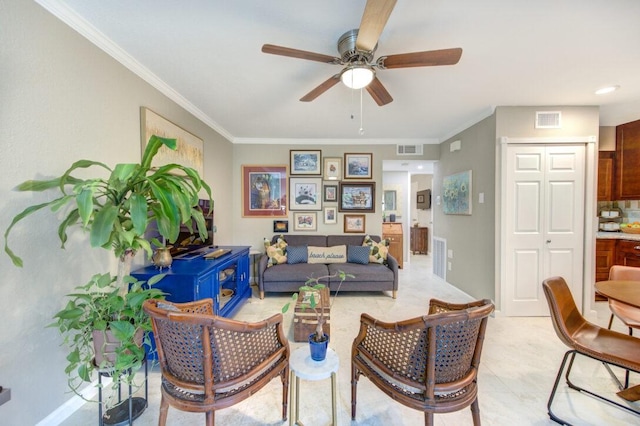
247, 150, 376, 234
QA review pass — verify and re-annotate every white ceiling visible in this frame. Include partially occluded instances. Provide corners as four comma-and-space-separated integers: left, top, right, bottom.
41, 0, 640, 145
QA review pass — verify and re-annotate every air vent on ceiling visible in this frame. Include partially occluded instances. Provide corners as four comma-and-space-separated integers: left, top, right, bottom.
396, 144, 423, 155
535, 111, 562, 129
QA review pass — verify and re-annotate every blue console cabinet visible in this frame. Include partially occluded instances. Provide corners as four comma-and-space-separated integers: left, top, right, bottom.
131, 246, 251, 318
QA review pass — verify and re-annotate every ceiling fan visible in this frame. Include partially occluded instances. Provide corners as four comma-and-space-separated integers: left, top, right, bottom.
261, 0, 462, 106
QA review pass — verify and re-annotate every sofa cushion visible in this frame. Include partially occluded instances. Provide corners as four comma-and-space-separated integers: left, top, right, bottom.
264, 236, 287, 267
287, 245, 308, 264
328, 263, 394, 283
262, 263, 329, 283
308, 245, 347, 264
347, 245, 370, 265
362, 235, 389, 265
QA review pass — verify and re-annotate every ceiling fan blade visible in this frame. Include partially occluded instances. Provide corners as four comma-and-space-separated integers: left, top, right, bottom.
300, 75, 341, 102
380, 48, 463, 69
262, 44, 339, 64
366, 77, 393, 106
356, 0, 397, 52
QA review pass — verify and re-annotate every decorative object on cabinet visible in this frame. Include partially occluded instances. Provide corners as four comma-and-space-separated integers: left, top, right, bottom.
141, 107, 204, 177
4, 135, 211, 415
242, 165, 288, 217
293, 212, 318, 231
410, 227, 429, 254
290, 177, 322, 211
290, 149, 321, 175
443, 170, 472, 215
339, 182, 376, 212
615, 119, 640, 200
344, 214, 366, 233
324, 184, 338, 202
382, 222, 403, 268
324, 207, 337, 224
344, 153, 372, 179
273, 220, 289, 233
323, 157, 342, 180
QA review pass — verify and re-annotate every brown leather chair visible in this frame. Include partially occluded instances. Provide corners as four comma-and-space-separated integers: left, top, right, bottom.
143, 298, 290, 426
542, 276, 640, 424
351, 298, 494, 425
606, 265, 640, 334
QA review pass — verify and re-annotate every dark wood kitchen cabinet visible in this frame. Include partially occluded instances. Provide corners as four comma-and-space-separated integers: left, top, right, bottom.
410, 227, 429, 254
615, 239, 640, 268
595, 239, 616, 282
615, 119, 640, 200
597, 151, 615, 202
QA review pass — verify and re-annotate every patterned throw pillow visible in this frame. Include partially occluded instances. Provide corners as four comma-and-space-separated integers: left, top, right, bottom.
362, 235, 389, 265
307, 245, 347, 264
264, 236, 287, 267
347, 245, 370, 265
287, 245, 308, 264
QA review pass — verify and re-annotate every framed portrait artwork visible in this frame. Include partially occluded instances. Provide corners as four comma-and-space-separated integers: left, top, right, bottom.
339, 182, 376, 212
290, 177, 322, 211
344, 214, 366, 233
323, 157, 342, 180
324, 207, 337, 224
241, 165, 288, 217
293, 212, 317, 231
344, 153, 372, 179
290, 150, 321, 175
323, 184, 338, 202
273, 220, 289, 233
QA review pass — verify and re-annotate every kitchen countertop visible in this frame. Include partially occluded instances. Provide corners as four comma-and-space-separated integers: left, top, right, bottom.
597, 231, 640, 241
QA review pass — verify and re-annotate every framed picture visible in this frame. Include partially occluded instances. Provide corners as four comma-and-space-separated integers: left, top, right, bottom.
324, 207, 337, 224
293, 212, 317, 231
273, 220, 289, 233
323, 157, 342, 180
339, 182, 376, 212
290, 177, 322, 211
290, 150, 321, 175
344, 214, 366, 233
344, 153, 372, 179
141, 107, 204, 176
324, 184, 338, 202
443, 170, 472, 215
242, 165, 288, 217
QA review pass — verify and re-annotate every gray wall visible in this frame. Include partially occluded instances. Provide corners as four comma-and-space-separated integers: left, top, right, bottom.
1, 1, 232, 423
432, 115, 497, 300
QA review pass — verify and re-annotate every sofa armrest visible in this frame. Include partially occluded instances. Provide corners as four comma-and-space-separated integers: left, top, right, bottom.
386, 254, 399, 295
258, 254, 269, 299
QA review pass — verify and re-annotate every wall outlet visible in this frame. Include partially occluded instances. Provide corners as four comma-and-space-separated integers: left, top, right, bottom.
447, 261, 452, 271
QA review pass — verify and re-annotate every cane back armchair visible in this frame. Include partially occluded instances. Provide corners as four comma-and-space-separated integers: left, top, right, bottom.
143, 298, 290, 426
351, 298, 494, 425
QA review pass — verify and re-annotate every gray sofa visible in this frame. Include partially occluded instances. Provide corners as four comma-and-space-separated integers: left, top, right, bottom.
258, 234, 398, 299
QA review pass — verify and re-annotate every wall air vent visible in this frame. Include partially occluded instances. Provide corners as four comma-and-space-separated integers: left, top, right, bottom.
396, 144, 423, 155
535, 111, 562, 129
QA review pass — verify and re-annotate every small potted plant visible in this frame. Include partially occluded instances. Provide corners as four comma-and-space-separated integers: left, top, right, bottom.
282, 270, 353, 361
50, 272, 166, 404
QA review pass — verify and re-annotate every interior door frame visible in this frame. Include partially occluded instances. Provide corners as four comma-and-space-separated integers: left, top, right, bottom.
496, 136, 598, 318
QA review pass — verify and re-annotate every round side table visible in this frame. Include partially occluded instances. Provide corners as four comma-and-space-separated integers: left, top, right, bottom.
289, 346, 339, 426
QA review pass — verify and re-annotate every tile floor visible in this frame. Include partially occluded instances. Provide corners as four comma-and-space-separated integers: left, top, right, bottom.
61, 254, 640, 425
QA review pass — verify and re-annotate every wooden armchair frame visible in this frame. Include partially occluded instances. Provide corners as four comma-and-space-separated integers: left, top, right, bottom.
351, 298, 494, 425
143, 298, 290, 426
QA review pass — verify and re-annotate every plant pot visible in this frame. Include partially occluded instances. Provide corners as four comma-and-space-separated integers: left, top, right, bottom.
308, 333, 329, 361
152, 247, 173, 269
92, 328, 144, 369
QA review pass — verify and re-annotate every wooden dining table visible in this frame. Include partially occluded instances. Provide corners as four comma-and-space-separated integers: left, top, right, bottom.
595, 280, 640, 309
594, 279, 640, 401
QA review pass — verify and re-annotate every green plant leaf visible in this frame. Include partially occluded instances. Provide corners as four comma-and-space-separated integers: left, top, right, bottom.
89, 204, 117, 248
141, 135, 176, 170
4, 200, 56, 267
110, 163, 139, 183
129, 193, 148, 235
76, 187, 95, 227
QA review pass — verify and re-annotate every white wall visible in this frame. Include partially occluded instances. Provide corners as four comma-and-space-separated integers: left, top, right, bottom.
0, 2, 232, 423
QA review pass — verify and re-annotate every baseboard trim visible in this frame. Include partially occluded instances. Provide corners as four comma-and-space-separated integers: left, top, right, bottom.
36, 377, 112, 425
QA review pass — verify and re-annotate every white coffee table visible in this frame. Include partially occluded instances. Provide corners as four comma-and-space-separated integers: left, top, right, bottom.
289, 346, 339, 426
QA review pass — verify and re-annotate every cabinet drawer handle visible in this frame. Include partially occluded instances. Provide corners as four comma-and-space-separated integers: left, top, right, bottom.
635, 246, 640, 251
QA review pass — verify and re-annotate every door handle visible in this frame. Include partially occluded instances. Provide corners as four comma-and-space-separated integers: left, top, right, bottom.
546, 240, 551, 244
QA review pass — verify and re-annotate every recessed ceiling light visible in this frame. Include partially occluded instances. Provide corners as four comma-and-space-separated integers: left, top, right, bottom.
595, 85, 620, 95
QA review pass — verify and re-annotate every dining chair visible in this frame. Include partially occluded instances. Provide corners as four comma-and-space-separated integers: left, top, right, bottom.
606, 265, 640, 334
542, 276, 640, 424
143, 298, 290, 426
351, 298, 494, 425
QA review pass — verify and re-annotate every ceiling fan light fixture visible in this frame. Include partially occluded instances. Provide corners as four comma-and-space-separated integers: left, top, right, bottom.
340, 65, 375, 89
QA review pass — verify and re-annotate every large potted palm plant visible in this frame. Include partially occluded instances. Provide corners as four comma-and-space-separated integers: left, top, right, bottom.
4, 135, 212, 407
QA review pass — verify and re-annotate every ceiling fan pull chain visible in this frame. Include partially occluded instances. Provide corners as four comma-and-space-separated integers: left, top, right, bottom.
359, 88, 365, 135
